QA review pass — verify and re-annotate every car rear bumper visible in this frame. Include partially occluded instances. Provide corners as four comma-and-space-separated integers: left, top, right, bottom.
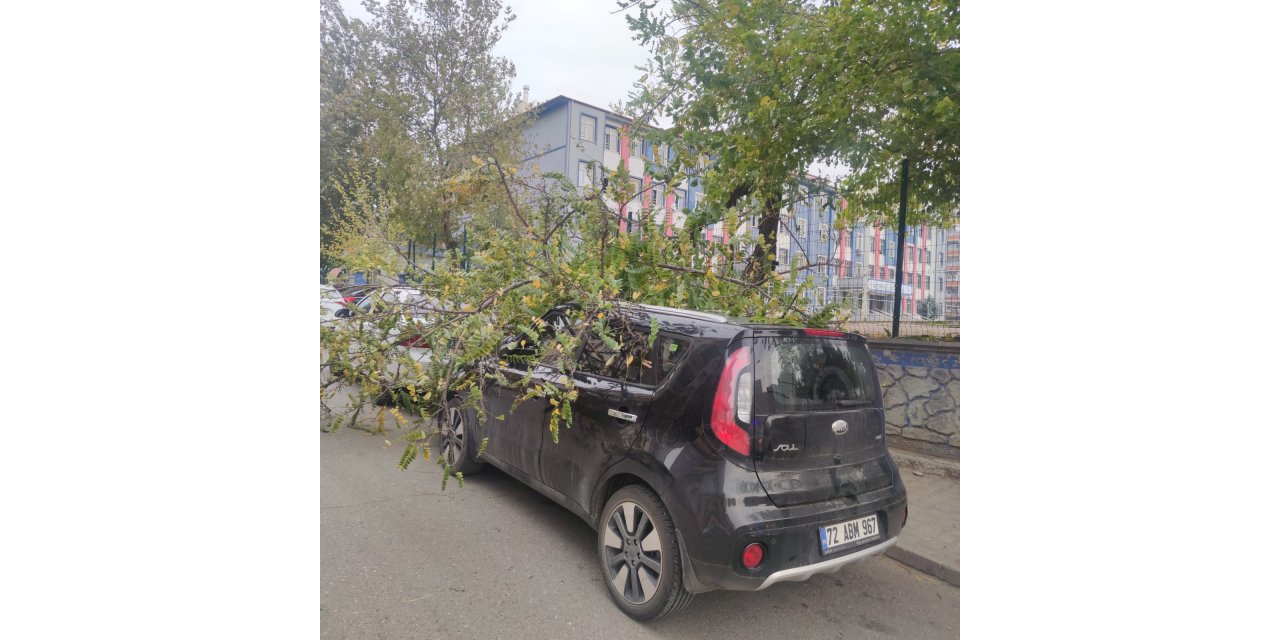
675, 491, 908, 593
754, 535, 898, 590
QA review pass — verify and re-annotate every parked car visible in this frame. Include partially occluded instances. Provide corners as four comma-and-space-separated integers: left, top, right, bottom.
320, 285, 349, 321
437, 303, 907, 621
320, 285, 437, 406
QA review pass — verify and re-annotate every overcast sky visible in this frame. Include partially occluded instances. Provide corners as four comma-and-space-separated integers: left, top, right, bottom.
338, 0, 653, 113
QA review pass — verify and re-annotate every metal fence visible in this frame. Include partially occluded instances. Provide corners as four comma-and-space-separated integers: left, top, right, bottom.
794, 269, 960, 339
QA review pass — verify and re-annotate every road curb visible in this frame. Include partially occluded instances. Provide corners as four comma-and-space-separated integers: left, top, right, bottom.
885, 545, 960, 587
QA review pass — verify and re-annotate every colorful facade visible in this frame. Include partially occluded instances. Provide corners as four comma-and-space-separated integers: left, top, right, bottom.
519, 95, 957, 321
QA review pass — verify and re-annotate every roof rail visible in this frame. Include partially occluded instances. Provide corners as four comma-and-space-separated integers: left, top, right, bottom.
634, 304, 728, 324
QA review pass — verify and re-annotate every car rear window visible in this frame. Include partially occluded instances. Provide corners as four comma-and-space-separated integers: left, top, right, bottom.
753, 337, 876, 413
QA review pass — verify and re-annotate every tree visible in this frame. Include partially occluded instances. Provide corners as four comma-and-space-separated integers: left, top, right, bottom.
320, 0, 528, 266
619, 0, 959, 280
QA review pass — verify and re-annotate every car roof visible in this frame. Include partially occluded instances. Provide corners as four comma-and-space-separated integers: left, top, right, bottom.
553, 302, 866, 343
629, 304, 866, 343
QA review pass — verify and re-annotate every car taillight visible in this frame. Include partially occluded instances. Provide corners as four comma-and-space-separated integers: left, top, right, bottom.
711, 347, 752, 456
343, 296, 359, 304
741, 542, 766, 570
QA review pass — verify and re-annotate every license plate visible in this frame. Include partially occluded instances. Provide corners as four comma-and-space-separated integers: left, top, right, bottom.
819, 514, 880, 554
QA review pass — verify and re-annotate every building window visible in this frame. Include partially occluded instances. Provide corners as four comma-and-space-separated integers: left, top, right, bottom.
630, 136, 640, 157
578, 161, 593, 189
628, 176, 643, 218
817, 254, 827, 268
691, 192, 701, 211
579, 114, 597, 142
794, 217, 807, 236
819, 222, 830, 242
604, 125, 619, 153
674, 189, 686, 211
777, 248, 789, 264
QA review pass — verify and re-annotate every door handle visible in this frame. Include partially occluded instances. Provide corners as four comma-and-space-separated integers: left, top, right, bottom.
608, 408, 637, 423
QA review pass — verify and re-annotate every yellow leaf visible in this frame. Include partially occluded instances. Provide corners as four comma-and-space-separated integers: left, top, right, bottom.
626, 354, 634, 366
712, 290, 721, 297
632, 291, 641, 300
532, 278, 541, 289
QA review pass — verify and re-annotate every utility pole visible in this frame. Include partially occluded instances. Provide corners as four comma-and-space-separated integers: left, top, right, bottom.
892, 159, 909, 338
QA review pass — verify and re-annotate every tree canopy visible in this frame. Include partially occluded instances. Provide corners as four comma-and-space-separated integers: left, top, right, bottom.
321, 0, 527, 263
620, 0, 959, 277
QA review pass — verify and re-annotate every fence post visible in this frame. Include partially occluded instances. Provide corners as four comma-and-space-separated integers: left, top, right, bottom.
892, 158, 909, 338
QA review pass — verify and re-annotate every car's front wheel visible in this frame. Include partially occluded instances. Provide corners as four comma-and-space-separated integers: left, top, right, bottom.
433, 398, 485, 475
598, 485, 694, 621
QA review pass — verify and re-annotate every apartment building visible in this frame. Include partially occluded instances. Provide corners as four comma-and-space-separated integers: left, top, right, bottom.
519, 95, 958, 321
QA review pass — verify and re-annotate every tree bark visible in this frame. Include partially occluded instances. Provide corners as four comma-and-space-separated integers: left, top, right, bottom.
743, 189, 781, 284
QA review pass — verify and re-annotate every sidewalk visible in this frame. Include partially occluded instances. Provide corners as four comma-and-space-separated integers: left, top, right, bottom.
886, 450, 960, 586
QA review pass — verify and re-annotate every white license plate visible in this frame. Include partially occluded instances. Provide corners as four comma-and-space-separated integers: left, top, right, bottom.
819, 514, 880, 553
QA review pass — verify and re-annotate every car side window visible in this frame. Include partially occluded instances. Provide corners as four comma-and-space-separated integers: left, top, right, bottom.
574, 326, 697, 387
577, 325, 656, 386
658, 335, 690, 380
578, 331, 622, 379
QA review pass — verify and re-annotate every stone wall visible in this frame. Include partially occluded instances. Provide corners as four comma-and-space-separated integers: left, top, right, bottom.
867, 339, 960, 453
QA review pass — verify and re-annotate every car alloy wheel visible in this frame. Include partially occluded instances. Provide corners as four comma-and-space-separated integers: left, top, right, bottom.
602, 500, 663, 605
434, 398, 485, 475
597, 486, 693, 620
440, 406, 465, 467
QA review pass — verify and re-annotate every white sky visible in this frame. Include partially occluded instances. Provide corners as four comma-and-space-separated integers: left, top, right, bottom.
338, 0, 652, 113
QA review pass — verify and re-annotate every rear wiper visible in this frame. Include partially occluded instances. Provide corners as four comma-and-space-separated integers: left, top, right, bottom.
836, 399, 872, 407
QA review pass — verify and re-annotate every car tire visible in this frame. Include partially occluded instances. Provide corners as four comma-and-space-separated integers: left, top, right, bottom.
434, 398, 485, 475
598, 485, 694, 621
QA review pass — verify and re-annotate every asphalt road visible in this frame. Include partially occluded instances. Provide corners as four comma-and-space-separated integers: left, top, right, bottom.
321, 423, 959, 639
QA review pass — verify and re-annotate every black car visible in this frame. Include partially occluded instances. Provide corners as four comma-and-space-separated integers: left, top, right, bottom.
435, 304, 908, 621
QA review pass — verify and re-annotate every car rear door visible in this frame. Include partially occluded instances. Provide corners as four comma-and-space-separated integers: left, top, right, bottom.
538, 325, 678, 512
750, 330, 895, 507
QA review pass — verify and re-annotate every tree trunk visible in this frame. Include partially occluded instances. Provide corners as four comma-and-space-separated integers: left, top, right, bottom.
743, 191, 781, 284
441, 215, 459, 250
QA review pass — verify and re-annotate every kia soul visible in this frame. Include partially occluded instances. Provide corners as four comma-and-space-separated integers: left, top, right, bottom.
435, 303, 908, 621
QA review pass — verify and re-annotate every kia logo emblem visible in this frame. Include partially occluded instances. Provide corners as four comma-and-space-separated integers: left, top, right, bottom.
832, 419, 849, 435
